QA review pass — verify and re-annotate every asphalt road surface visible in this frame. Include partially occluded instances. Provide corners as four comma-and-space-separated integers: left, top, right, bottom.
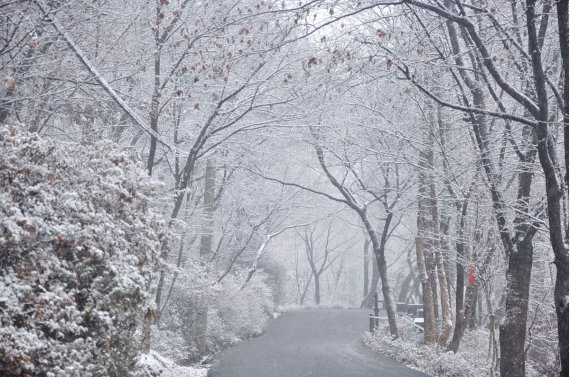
210, 309, 429, 377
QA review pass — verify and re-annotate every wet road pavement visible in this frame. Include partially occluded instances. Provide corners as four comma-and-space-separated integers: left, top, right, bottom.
210, 309, 430, 377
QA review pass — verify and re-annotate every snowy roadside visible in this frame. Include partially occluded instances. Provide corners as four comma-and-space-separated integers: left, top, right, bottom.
363, 316, 492, 377
365, 315, 552, 377
136, 351, 209, 377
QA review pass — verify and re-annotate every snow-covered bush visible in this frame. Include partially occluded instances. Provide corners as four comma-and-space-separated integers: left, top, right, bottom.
134, 351, 207, 377
207, 273, 273, 351
364, 316, 491, 377
151, 259, 216, 363
364, 314, 552, 377
152, 266, 273, 363
0, 127, 166, 376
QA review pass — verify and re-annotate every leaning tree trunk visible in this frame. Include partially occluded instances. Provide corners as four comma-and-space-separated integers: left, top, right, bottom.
365, 213, 398, 337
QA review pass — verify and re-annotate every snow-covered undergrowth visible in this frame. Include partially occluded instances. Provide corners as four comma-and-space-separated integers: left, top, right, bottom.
135, 351, 207, 377
208, 274, 274, 348
152, 269, 274, 363
0, 127, 166, 376
364, 315, 552, 377
364, 316, 493, 377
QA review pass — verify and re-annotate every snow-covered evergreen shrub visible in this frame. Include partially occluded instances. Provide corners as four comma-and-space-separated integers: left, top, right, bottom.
0, 127, 166, 376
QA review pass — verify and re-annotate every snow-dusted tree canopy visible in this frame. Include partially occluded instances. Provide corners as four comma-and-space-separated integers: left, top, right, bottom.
0, 127, 166, 376
0, 0, 567, 376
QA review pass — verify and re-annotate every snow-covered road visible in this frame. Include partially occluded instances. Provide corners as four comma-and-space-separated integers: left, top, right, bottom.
210, 309, 429, 377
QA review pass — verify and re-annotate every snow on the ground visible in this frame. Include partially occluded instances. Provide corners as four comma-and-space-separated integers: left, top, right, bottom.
363, 315, 491, 377
160, 365, 208, 377
137, 351, 208, 377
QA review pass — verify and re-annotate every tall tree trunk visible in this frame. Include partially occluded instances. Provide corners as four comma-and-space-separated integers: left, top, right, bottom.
535, 121, 569, 376
425, 250, 439, 320
426, 121, 452, 348
194, 160, 216, 356
361, 245, 380, 309
417, 151, 436, 344
557, 0, 569, 192
472, 121, 536, 376
300, 272, 312, 305
444, 11, 539, 368
370, 249, 379, 293
367, 213, 398, 336
314, 273, 321, 305
422, 136, 439, 319
440, 217, 454, 307
363, 238, 370, 298
146, 2, 163, 175
554, 3, 570, 365
527, 3, 569, 374
448, 195, 470, 353
466, 283, 479, 330
499, 236, 533, 377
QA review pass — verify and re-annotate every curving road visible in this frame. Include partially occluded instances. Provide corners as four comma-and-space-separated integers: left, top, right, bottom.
210, 309, 429, 377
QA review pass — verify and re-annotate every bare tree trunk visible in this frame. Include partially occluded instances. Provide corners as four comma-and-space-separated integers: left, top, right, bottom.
484, 281, 500, 376
466, 283, 479, 331
425, 120, 452, 348
373, 212, 397, 330
300, 274, 312, 305
440, 217, 454, 307
425, 251, 439, 320
448, 196, 470, 352
359, 213, 398, 336
314, 274, 321, 305
416, 234, 436, 344
548, 7, 568, 376
470, 121, 537, 377
363, 237, 370, 298
361, 248, 379, 309
146, 4, 161, 175
558, 0, 569, 193
295, 247, 313, 305
499, 236, 533, 377
416, 155, 436, 344
141, 309, 153, 354
194, 160, 215, 356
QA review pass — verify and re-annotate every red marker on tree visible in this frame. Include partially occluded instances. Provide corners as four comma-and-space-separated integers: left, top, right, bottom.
469, 265, 475, 286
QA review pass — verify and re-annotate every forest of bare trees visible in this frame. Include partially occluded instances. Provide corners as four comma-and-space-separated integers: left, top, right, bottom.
0, 1, 567, 376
